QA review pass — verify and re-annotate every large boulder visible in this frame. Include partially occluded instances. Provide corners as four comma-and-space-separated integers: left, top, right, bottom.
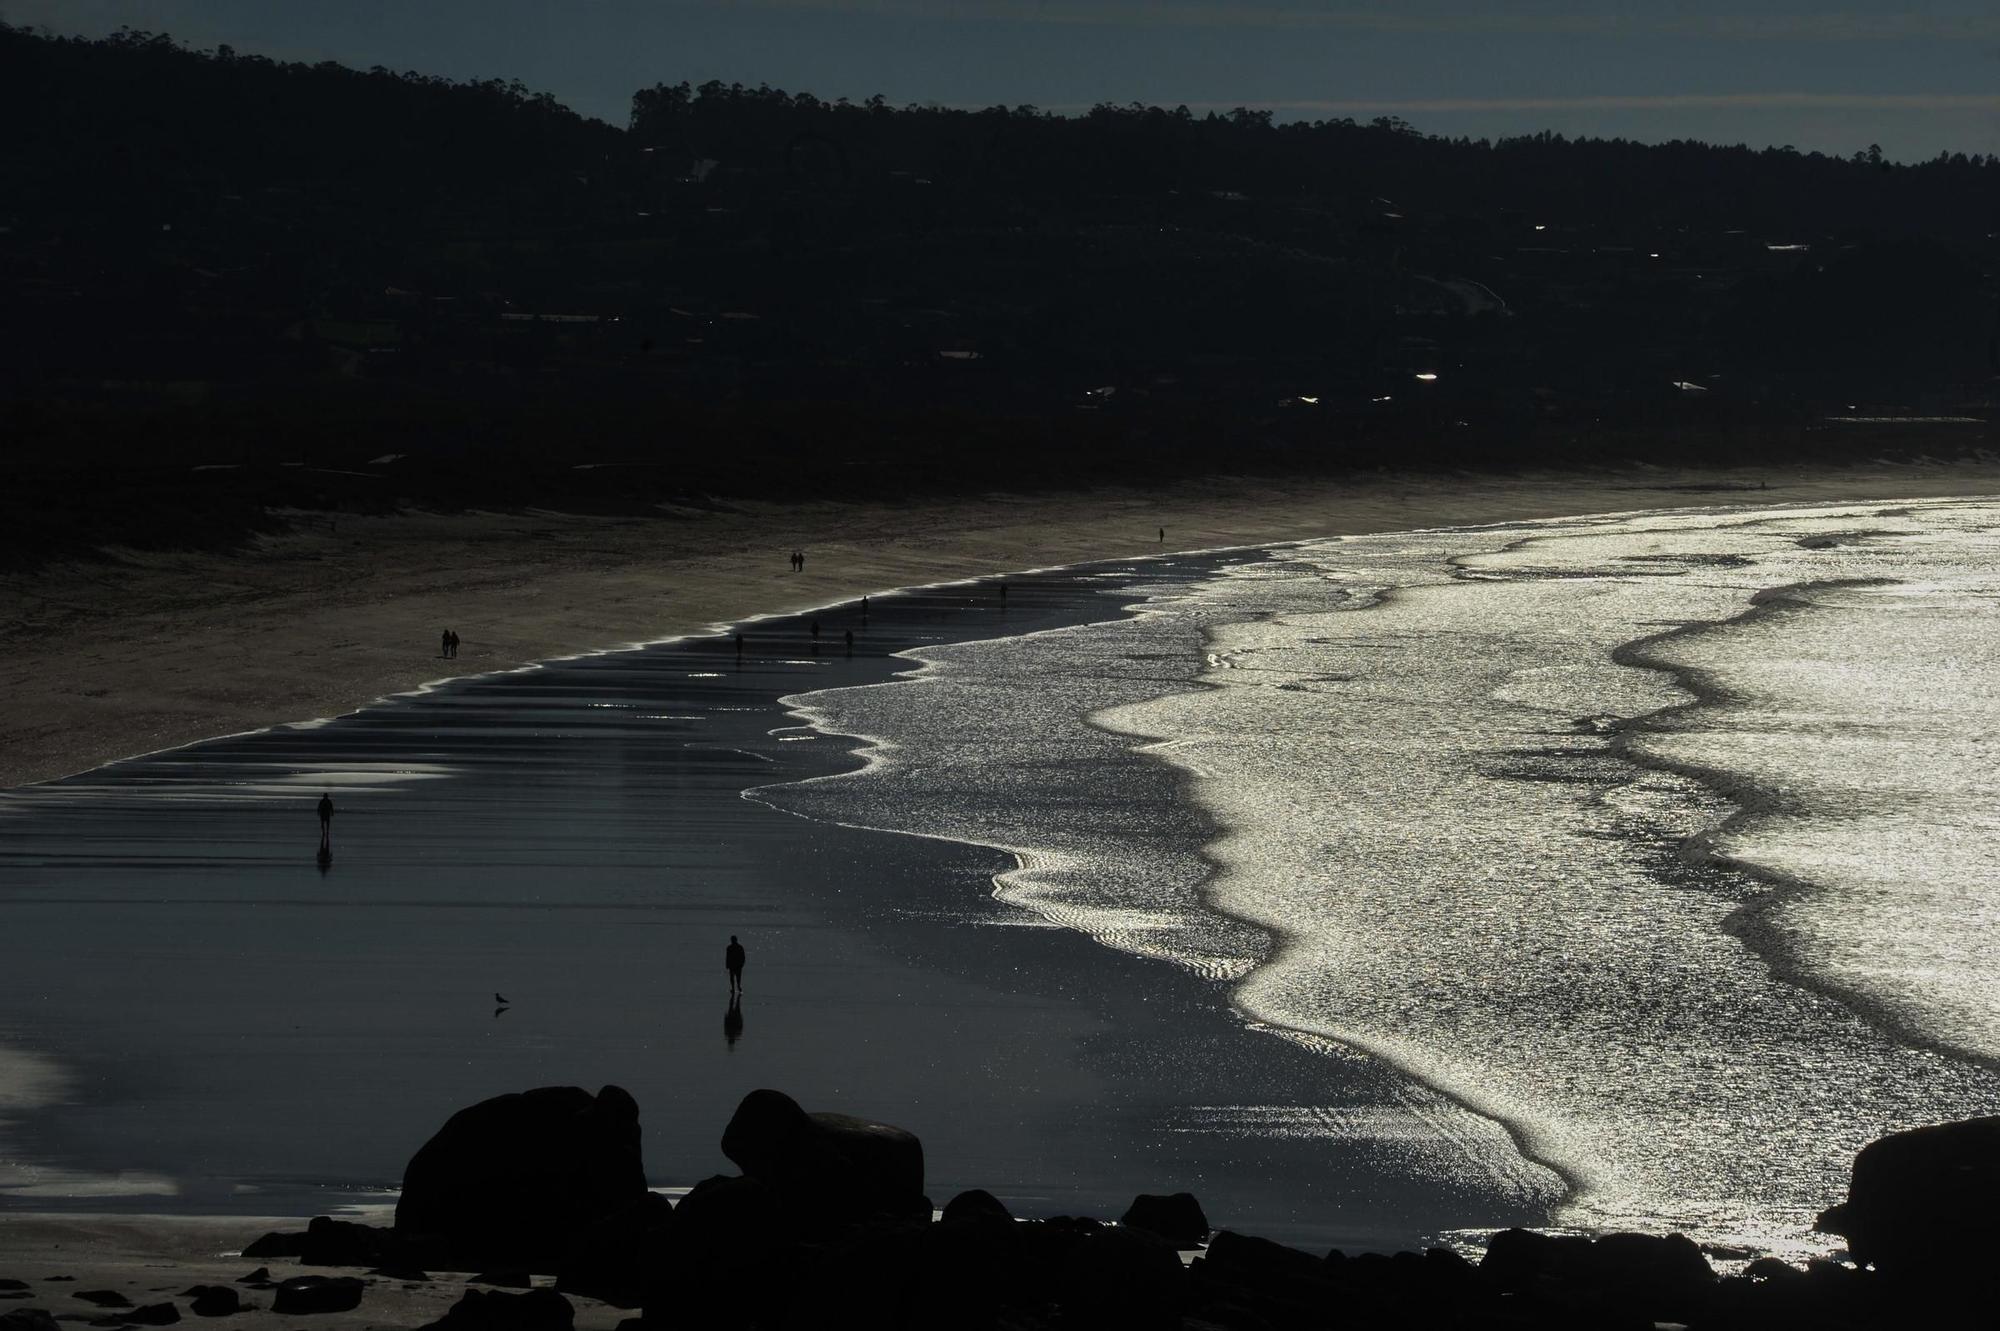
719, 1090, 925, 1225
642, 1175, 792, 1330
555, 1192, 675, 1308
1816, 1116, 2000, 1278
396, 1086, 646, 1268
1119, 1193, 1209, 1249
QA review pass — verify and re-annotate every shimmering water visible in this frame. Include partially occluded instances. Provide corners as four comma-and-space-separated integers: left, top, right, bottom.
762, 497, 2000, 1254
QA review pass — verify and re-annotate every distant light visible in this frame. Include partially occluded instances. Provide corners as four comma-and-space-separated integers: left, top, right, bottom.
1372, 395, 1394, 402
1299, 395, 1320, 405
1672, 381, 1710, 394
1414, 372, 1439, 381
1649, 252, 1660, 258
1534, 224, 1546, 231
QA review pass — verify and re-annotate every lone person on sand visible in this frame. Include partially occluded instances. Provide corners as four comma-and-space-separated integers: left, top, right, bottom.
317, 792, 334, 848
725, 935, 746, 995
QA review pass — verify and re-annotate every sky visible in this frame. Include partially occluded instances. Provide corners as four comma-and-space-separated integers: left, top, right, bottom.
7, 0, 1999, 159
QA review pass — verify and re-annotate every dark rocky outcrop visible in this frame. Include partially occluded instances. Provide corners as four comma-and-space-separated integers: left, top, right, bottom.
939, 1190, 1011, 1226
418, 1289, 574, 1331
1816, 1115, 2000, 1280
123, 1305, 180, 1327
178, 1287, 239, 1318
1119, 1192, 1209, 1249
719, 1089, 926, 1227
396, 1085, 646, 1270
554, 1192, 674, 1309
270, 1277, 364, 1315
238, 1232, 304, 1260
0, 1311, 58, 1331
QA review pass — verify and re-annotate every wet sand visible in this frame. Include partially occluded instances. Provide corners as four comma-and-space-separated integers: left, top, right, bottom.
0, 563, 1546, 1253
10, 463, 2000, 793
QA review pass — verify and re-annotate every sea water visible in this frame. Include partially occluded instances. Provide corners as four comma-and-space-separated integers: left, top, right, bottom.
759, 496, 2000, 1254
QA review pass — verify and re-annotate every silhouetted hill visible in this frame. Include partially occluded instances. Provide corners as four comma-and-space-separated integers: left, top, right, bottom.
2, 27, 1996, 563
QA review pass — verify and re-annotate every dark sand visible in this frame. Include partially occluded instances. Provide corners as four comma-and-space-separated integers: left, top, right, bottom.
0, 557, 1548, 1253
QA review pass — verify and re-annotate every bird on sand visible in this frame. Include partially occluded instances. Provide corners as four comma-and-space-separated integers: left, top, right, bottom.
494, 992, 510, 1005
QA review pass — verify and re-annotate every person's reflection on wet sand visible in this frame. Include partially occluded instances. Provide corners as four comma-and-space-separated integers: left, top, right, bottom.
316, 843, 333, 875
724, 996, 744, 1051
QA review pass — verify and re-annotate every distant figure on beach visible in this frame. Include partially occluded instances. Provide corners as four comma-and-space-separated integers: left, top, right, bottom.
843, 629, 853, 654
797, 550, 807, 572
998, 582, 1008, 605
810, 619, 820, 641
440, 629, 451, 658
725, 935, 746, 994
735, 633, 745, 658
723, 996, 743, 1051
448, 629, 460, 659
317, 792, 334, 849
1158, 526, 1165, 543
860, 595, 869, 621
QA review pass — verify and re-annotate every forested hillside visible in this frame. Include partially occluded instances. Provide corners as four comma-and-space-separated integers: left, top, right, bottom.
3, 26, 1995, 561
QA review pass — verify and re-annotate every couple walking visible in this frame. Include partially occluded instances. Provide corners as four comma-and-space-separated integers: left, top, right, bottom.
439, 629, 460, 658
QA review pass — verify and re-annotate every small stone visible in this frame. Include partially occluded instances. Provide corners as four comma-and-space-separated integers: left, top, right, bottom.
270, 1278, 363, 1316
183, 1288, 238, 1318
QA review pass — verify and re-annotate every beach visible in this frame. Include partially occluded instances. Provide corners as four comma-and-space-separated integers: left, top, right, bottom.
8, 460, 2000, 1299
10, 462, 2000, 794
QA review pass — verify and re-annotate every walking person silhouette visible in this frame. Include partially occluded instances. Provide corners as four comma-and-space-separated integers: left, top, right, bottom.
725, 935, 746, 995
316, 792, 334, 851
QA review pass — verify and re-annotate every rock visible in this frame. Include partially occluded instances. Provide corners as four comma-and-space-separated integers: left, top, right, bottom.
466, 1273, 532, 1289
939, 1190, 1011, 1226
1816, 1115, 2000, 1279
238, 1232, 305, 1260
227, 1273, 266, 1289
718, 1090, 812, 1180
124, 1307, 178, 1327
301, 1216, 408, 1268
641, 1176, 789, 1329
270, 1277, 364, 1315
396, 1086, 646, 1269
180, 1289, 237, 1319
1479, 1228, 1592, 1293
1119, 1192, 1208, 1249
72, 1295, 130, 1310
0, 1311, 59, 1331
1059, 1224, 1184, 1331
419, 1289, 573, 1331
555, 1192, 674, 1309
718, 1090, 925, 1224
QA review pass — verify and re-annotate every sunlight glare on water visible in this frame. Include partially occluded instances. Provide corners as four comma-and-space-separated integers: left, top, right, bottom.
769, 497, 2000, 1255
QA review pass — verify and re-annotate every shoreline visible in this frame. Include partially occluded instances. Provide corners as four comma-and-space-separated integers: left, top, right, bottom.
10, 463, 2000, 793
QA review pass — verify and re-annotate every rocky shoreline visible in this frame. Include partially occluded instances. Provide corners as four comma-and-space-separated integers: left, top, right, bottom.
4, 1087, 1992, 1330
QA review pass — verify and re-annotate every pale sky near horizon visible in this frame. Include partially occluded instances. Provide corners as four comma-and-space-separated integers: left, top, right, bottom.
7, 0, 1998, 160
